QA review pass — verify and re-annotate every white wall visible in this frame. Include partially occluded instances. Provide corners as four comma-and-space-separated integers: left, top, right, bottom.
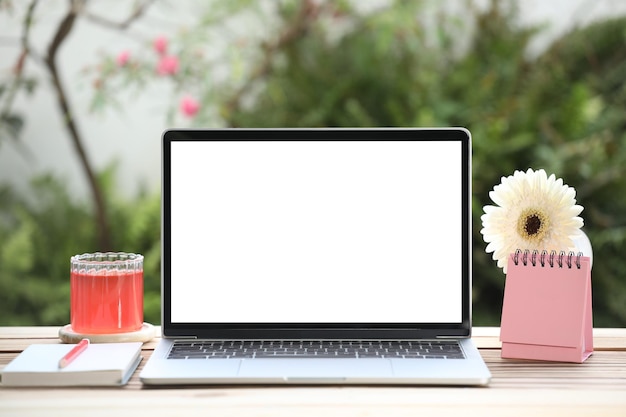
0, 0, 624, 200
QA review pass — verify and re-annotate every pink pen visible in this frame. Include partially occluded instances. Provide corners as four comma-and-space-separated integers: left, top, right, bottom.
58, 338, 90, 369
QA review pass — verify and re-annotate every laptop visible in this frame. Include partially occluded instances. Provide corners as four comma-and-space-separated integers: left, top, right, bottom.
140, 128, 491, 386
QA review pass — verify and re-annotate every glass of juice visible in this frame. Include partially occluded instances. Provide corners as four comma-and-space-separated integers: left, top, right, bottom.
70, 252, 144, 334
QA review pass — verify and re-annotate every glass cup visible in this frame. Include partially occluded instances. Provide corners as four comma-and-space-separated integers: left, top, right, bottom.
70, 252, 144, 334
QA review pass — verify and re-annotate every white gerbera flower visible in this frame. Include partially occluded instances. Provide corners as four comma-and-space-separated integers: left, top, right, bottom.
480, 168, 584, 273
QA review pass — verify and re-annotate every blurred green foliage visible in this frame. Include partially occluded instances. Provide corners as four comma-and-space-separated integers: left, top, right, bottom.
227, 2, 626, 326
1, 1, 625, 327
0, 165, 161, 325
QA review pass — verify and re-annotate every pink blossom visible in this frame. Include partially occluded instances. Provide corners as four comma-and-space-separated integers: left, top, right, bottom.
116, 50, 130, 67
156, 55, 179, 76
180, 95, 200, 118
153, 35, 168, 55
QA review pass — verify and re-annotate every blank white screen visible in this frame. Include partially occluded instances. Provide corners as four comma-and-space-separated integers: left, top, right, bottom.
170, 140, 462, 323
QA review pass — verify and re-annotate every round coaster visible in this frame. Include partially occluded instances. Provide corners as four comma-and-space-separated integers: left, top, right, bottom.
59, 322, 155, 344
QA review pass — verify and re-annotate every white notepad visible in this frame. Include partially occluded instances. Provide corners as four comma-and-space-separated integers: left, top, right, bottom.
0, 342, 142, 386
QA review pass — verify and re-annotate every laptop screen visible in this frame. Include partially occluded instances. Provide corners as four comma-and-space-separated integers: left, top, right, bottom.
163, 129, 471, 338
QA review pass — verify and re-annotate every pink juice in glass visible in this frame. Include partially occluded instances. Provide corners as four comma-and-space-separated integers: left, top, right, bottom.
70, 268, 143, 334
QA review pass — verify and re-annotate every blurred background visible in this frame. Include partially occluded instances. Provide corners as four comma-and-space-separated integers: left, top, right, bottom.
1, 0, 625, 327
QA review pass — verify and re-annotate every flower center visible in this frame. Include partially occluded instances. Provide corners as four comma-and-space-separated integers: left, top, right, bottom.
517, 208, 550, 242
525, 214, 542, 235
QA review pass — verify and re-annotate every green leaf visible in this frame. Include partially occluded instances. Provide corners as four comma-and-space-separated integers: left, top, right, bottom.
0, 113, 25, 141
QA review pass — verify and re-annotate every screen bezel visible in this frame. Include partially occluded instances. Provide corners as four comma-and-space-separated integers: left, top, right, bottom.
161, 128, 472, 339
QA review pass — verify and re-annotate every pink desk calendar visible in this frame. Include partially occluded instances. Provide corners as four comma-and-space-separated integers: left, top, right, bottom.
500, 250, 593, 363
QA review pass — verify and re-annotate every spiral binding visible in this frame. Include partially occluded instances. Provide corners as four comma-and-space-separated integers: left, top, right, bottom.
513, 249, 583, 269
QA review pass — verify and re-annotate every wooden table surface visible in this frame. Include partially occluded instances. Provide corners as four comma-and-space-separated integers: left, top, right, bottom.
1, 326, 625, 416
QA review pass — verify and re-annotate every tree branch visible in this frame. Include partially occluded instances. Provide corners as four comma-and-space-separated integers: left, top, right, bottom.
44, 0, 112, 250
222, 0, 323, 122
0, 0, 39, 160
2, 0, 39, 115
81, 0, 156, 30
19, 0, 43, 63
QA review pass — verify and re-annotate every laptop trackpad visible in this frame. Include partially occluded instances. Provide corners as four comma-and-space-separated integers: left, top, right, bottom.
238, 359, 393, 381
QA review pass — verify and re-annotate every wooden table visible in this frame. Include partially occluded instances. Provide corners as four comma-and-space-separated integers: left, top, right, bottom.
1, 327, 625, 416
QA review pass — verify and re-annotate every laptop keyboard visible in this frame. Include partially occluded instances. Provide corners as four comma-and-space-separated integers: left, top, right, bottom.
167, 340, 465, 360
